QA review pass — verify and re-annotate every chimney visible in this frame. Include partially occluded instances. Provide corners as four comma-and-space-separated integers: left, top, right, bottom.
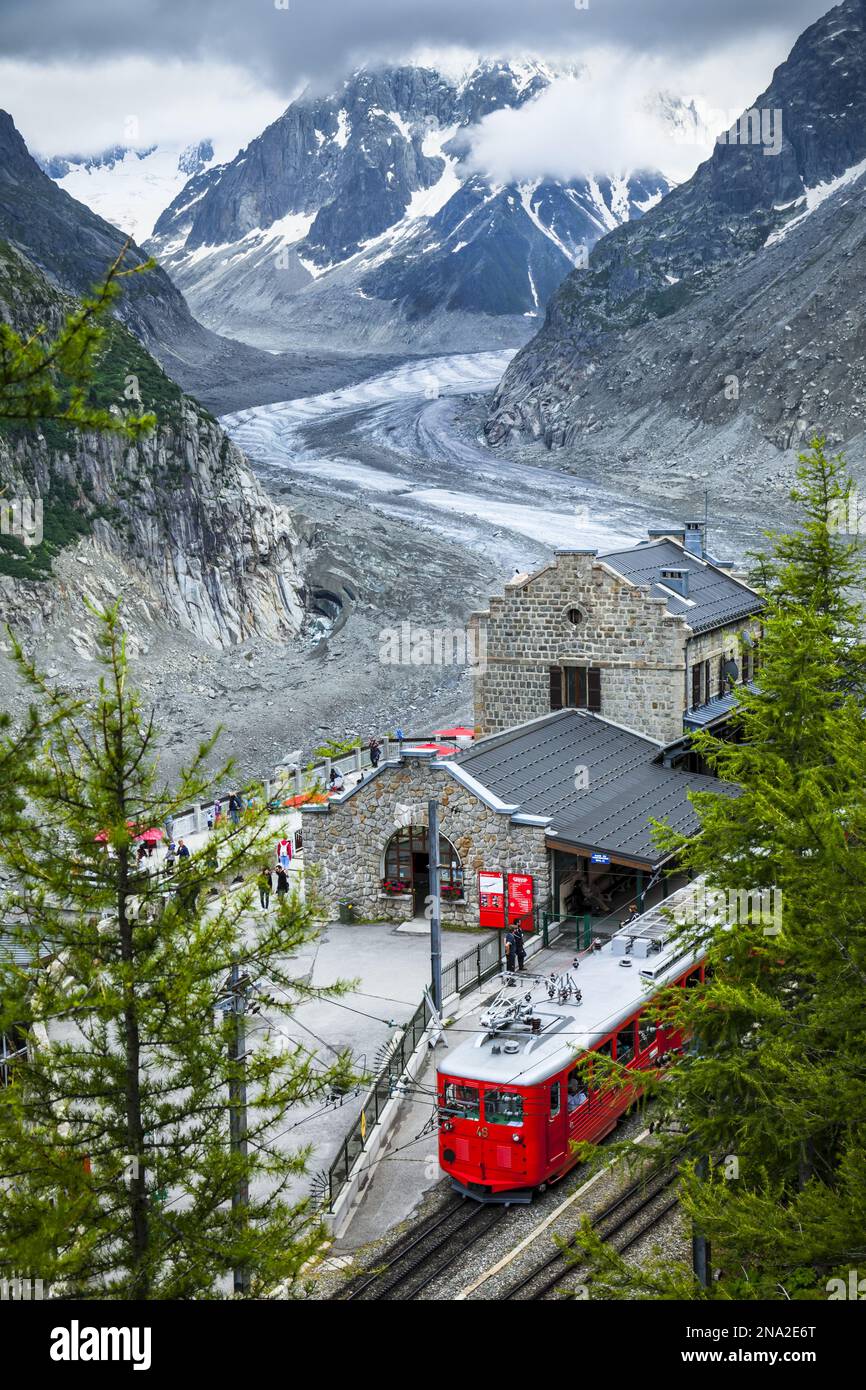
684, 521, 705, 559
660, 566, 689, 597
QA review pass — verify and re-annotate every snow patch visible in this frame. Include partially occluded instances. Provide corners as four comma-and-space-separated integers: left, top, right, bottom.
765, 155, 866, 248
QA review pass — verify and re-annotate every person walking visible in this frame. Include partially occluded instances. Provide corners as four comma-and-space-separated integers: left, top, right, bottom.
275, 866, 290, 899
258, 865, 272, 910
177, 839, 190, 860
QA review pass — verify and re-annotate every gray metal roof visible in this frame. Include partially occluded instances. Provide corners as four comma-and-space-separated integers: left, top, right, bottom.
598, 538, 763, 634
456, 710, 736, 867
684, 681, 758, 729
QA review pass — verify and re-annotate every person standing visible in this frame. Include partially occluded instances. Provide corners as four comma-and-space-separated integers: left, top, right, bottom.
228, 792, 241, 827
275, 866, 289, 899
369, 737, 381, 769
258, 865, 272, 910
504, 927, 517, 975
177, 839, 191, 861
513, 923, 526, 971
165, 813, 175, 842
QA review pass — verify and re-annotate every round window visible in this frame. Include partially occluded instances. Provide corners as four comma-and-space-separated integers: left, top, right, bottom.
566, 607, 583, 626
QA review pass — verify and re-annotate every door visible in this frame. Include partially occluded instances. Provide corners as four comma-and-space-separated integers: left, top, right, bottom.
546, 1078, 567, 1168
412, 851, 430, 914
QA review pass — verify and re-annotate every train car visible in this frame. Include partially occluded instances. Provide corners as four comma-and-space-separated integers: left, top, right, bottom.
437, 889, 706, 1202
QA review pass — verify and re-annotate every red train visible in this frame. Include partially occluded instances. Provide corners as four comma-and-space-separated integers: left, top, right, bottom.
437, 891, 706, 1201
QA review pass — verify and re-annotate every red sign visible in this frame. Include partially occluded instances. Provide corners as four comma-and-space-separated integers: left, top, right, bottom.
508, 873, 534, 929
478, 870, 506, 929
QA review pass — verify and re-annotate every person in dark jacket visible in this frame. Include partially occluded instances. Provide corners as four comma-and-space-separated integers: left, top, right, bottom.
512, 924, 526, 971
275, 866, 290, 898
504, 928, 517, 974
369, 738, 382, 769
258, 866, 272, 910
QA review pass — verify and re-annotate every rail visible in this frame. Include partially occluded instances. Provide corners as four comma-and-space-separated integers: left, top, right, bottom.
325, 993, 430, 1212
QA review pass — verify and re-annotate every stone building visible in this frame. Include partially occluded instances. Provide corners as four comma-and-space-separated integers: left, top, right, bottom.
301, 709, 731, 927
469, 523, 764, 745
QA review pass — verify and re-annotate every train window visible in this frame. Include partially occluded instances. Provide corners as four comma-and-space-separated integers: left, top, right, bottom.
637, 1018, 656, 1052
567, 1069, 588, 1112
483, 1089, 524, 1127
550, 1081, 561, 1118
616, 1024, 635, 1065
443, 1083, 479, 1120
595, 1039, 613, 1060
684, 969, 702, 989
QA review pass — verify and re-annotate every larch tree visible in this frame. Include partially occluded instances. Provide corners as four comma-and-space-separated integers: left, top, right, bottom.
0, 604, 356, 1298
568, 440, 866, 1300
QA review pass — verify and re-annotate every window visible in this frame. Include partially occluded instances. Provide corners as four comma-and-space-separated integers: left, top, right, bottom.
616, 1023, 635, 1065
741, 645, 752, 683
383, 828, 463, 895
717, 656, 727, 700
690, 658, 712, 709
550, 1081, 561, 1118
483, 1089, 524, 1127
638, 1018, 657, 1052
566, 607, 583, 627
567, 1067, 589, 1112
443, 1082, 479, 1120
684, 969, 702, 989
595, 1038, 613, 1060
550, 665, 601, 713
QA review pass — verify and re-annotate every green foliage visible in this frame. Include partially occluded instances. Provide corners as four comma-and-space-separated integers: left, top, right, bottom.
0, 605, 357, 1298
567, 440, 866, 1300
0, 240, 157, 440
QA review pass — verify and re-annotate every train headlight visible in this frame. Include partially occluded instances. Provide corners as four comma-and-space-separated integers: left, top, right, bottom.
512, 1133, 520, 1142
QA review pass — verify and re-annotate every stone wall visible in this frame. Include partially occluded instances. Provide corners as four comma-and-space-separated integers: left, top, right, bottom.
301, 758, 550, 926
470, 551, 689, 744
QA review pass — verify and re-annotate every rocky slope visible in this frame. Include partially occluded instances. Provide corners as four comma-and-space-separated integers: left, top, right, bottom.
145, 61, 671, 354
485, 0, 866, 461
0, 239, 312, 654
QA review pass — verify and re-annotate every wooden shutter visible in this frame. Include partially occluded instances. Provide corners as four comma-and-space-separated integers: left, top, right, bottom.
691, 664, 702, 709
587, 668, 602, 713
718, 656, 726, 700
549, 666, 563, 711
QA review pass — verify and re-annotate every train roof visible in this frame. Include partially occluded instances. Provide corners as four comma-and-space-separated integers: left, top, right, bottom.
438, 886, 705, 1089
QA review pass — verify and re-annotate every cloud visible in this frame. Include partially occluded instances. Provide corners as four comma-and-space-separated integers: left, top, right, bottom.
0, 0, 836, 91
465, 44, 791, 185
0, 57, 288, 161
0, 0, 836, 169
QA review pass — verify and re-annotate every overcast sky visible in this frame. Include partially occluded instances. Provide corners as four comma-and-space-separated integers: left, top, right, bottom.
1, 0, 838, 178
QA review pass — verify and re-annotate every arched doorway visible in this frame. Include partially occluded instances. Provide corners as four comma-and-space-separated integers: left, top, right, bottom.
383, 827, 464, 916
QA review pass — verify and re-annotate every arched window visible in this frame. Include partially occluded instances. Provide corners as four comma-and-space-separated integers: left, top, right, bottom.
383, 827, 464, 897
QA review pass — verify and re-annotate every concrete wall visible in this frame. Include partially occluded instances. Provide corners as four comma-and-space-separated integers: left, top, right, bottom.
301, 758, 550, 925
470, 551, 689, 744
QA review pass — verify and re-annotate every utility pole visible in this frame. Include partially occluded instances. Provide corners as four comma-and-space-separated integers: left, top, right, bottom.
692, 1153, 711, 1289
428, 799, 443, 1013
228, 960, 250, 1295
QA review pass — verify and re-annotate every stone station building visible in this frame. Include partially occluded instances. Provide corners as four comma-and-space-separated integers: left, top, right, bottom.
469, 523, 764, 745
301, 709, 734, 928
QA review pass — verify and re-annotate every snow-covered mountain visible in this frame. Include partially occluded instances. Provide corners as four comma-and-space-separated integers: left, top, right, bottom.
141, 62, 673, 354
37, 140, 218, 245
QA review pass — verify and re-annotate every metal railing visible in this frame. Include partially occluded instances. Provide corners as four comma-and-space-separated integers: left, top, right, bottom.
440, 931, 502, 1000
325, 993, 430, 1211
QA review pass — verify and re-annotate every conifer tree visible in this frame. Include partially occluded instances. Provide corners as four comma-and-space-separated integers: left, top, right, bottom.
0, 605, 355, 1298
569, 440, 866, 1300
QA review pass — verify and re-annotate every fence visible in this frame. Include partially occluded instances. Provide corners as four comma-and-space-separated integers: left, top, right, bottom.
325, 993, 430, 1211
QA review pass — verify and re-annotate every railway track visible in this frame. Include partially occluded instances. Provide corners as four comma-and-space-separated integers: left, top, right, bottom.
496, 1162, 680, 1300
337, 1196, 507, 1301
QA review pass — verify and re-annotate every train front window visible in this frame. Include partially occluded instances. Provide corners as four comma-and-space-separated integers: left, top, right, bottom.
483, 1089, 524, 1127
443, 1082, 479, 1120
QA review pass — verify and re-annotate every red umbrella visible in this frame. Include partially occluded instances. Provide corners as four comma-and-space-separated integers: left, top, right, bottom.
432, 726, 474, 738
136, 827, 165, 845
